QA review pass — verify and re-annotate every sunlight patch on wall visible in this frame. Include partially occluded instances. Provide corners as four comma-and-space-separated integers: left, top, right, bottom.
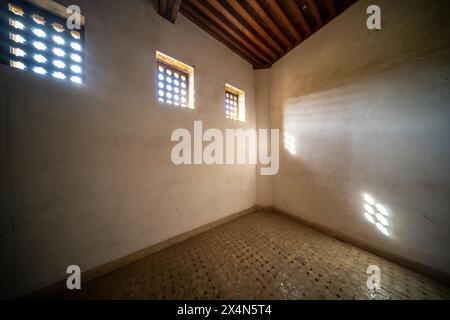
363, 193, 390, 236
284, 132, 296, 155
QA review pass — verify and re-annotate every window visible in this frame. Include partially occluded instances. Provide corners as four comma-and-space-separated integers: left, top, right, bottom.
225, 83, 245, 122
0, 0, 85, 84
156, 51, 194, 109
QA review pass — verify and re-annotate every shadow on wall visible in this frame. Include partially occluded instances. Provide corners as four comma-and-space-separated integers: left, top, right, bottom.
277, 97, 356, 237
276, 82, 398, 245
275, 50, 450, 275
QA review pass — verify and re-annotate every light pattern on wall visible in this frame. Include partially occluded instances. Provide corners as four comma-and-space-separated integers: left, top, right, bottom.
284, 132, 296, 155
1, 1, 85, 84
363, 194, 391, 236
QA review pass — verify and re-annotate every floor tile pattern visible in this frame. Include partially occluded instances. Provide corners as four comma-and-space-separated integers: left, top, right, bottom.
60, 211, 450, 300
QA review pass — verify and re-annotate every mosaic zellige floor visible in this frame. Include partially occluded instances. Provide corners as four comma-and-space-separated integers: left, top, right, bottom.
59, 211, 450, 300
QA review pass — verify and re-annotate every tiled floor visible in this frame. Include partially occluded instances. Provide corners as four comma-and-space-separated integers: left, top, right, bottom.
60, 211, 450, 300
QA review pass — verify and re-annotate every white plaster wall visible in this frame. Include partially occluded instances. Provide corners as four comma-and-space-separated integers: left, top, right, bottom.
255, 70, 272, 206
0, 0, 256, 298
270, 0, 450, 274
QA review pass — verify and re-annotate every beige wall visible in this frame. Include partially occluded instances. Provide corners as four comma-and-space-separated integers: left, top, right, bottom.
0, 0, 256, 298
255, 70, 272, 206
270, 0, 450, 275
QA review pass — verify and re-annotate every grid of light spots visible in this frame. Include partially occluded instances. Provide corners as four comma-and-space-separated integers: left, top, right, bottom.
225, 90, 239, 120
1, 1, 85, 84
284, 132, 296, 155
363, 194, 391, 236
157, 60, 189, 108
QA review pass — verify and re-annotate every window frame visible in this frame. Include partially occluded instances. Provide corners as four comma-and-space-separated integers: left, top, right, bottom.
225, 83, 245, 122
225, 90, 239, 121
0, 0, 86, 84
156, 51, 194, 109
156, 59, 190, 108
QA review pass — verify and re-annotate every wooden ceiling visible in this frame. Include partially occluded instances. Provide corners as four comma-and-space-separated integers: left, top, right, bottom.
159, 0, 358, 69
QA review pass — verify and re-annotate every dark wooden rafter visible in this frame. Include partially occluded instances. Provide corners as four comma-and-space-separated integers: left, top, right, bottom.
246, 0, 293, 50
177, 0, 358, 69
188, 0, 271, 64
283, 0, 312, 38
181, 3, 264, 66
208, 0, 278, 60
159, 0, 182, 23
264, 0, 303, 43
305, 0, 323, 28
226, 0, 285, 56
324, 0, 336, 18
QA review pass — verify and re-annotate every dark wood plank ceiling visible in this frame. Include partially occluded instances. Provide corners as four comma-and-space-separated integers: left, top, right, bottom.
159, 0, 358, 69
159, 0, 182, 23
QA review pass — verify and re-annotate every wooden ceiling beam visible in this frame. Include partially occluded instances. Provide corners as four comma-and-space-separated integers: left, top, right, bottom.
188, 0, 271, 64
324, 0, 336, 17
264, 0, 303, 43
179, 0, 358, 68
158, 0, 182, 23
254, 64, 272, 70
283, 0, 312, 39
305, 0, 323, 28
181, 5, 263, 66
226, 0, 285, 56
246, 0, 293, 50
208, 0, 278, 60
